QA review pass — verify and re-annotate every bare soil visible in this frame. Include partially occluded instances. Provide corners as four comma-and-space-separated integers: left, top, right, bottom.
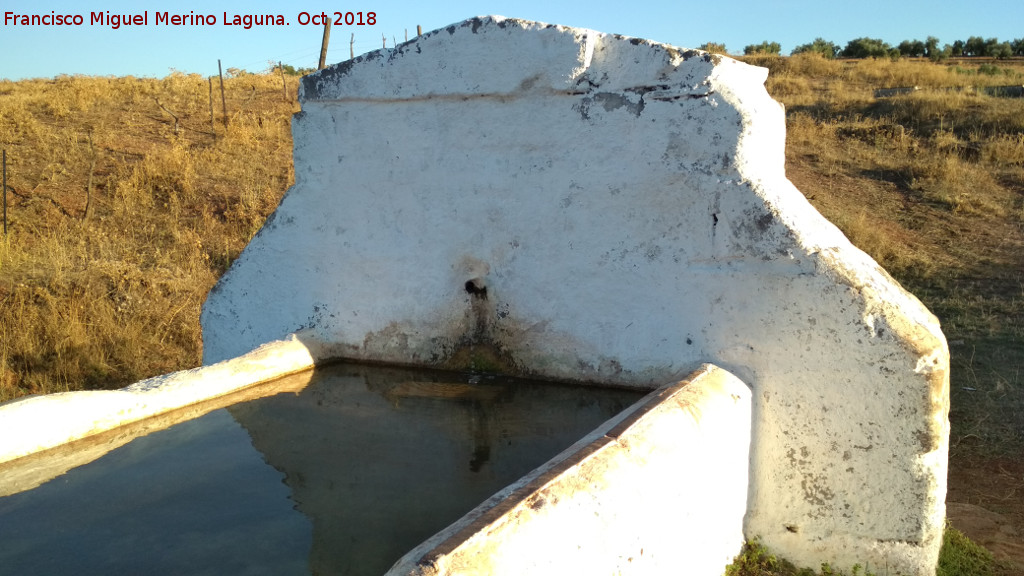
947, 455, 1024, 573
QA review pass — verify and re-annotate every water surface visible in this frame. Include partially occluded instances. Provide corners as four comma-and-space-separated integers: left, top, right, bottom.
0, 363, 643, 575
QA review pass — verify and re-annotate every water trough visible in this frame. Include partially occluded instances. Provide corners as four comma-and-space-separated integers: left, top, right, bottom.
0, 347, 749, 575
1, 361, 664, 575
1, 15, 949, 576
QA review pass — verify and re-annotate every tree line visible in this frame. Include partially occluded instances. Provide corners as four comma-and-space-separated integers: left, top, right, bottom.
706, 36, 1024, 60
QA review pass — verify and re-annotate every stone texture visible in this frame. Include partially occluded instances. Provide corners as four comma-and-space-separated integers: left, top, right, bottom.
200, 16, 949, 574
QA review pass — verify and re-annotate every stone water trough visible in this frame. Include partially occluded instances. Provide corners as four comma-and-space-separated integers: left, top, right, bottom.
0, 16, 948, 576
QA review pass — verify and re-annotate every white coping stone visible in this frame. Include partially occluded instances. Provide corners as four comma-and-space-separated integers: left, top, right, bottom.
386, 364, 752, 576
189, 15, 942, 574
0, 335, 316, 466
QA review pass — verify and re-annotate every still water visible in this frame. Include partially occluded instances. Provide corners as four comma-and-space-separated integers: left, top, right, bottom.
0, 363, 643, 576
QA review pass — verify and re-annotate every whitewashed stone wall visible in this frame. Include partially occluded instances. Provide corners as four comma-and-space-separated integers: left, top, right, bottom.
201, 17, 949, 574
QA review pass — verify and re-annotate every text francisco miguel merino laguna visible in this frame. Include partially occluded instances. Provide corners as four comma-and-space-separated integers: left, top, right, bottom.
4, 10, 373, 30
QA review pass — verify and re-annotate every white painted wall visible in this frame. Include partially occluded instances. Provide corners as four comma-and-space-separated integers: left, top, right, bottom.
386, 364, 751, 576
0, 336, 316, 467
201, 16, 949, 574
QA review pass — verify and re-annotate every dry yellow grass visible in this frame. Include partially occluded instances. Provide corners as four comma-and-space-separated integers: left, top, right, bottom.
1, 72, 297, 399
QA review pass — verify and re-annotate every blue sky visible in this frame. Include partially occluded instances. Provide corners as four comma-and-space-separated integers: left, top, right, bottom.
1, 0, 1021, 80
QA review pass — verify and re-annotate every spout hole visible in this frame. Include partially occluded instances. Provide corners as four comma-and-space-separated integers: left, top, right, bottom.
465, 278, 488, 299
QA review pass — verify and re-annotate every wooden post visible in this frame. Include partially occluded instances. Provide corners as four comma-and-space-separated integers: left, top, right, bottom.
2, 149, 7, 236
350, 33, 355, 59
155, 98, 180, 134
382, 34, 386, 49
218, 59, 228, 130
84, 132, 95, 221
318, 18, 332, 69
417, 25, 422, 36
208, 77, 216, 140
405, 29, 407, 42
279, 60, 287, 101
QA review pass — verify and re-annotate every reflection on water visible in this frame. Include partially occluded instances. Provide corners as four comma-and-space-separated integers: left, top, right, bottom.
0, 363, 643, 576
0, 410, 311, 576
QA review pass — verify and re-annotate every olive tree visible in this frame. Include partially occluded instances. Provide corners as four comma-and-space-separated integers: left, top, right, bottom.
791, 38, 840, 58
698, 42, 728, 55
743, 41, 782, 55
841, 37, 894, 59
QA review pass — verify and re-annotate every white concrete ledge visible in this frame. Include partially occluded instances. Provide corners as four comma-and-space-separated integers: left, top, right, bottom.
0, 334, 320, 467
386, 364, 752, 576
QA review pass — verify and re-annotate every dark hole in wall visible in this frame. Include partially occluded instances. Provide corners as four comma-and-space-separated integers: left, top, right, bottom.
465, 279, 488, 299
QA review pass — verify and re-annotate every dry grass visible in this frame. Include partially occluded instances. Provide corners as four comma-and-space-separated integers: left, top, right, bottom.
0, 72, 297, 399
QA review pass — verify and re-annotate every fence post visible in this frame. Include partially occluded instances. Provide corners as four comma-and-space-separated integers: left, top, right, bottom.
318, 18, 332, 69
279, 60, 288, 101
84, 132, 96, 221
3, 149, 7, 235
218, 59, 228, 130
350, 33, 355, 59
208, 77, 216, 140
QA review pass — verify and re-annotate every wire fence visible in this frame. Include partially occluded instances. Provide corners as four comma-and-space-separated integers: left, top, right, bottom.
0, 22, 429, 236
230, 23, 426, 76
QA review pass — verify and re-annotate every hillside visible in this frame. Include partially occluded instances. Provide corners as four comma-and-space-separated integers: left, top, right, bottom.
1, 71, 296, 396
1, 55, 1022, 570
